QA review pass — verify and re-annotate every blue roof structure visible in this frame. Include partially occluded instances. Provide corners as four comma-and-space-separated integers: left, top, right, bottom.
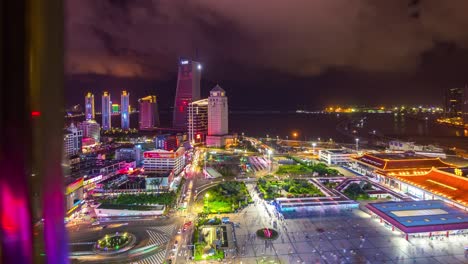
366, 200, 468, 233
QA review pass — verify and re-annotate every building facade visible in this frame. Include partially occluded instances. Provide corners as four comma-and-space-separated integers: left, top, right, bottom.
102, 91, 111, 130
78, 119, 100, 142
445, 87, 463, 117
173, 58, 202, 129
188, 99, 208, 144
319, 149, 353, 165
155, 134, 178, 151
143, 147, 185, 175
121, 90, 130, 129
206, 85, 229, 147
138, 95, 159, 130
64, 123, 83, 157
84, 92, 95, 120
115, 147, 142, 164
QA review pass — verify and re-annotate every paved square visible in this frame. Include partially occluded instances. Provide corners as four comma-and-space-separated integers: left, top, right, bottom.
223, 183, 468, 264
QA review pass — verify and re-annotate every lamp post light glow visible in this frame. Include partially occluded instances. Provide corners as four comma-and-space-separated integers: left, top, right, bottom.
267, 149, 273, 173
312, 142, 316, 154
355, 138, 359, 152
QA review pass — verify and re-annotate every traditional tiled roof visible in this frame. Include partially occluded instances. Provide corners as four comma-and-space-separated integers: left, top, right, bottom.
353, 153, 456, 171
394, 169, 468, 206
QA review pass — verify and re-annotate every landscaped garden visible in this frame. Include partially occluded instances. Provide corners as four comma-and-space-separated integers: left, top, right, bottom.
203, 182, 252, 213
275, 157, 339, 176
192, 222, 226, 261
99, 192, 176, 206
94, 232, 135, 254
343, 182, 377, 200
257, 177, 324, 200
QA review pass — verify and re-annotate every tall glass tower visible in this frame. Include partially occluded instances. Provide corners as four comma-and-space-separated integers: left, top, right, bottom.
85, 92, 95, 120
173, 58, 202, 129
102, 91, 111, 130
121, 90, 130, 129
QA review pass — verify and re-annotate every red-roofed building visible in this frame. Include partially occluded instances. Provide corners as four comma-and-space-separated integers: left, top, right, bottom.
350, 152, 456, 181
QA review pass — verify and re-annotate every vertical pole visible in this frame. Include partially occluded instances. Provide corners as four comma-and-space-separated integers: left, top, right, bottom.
28, 0, 68, 263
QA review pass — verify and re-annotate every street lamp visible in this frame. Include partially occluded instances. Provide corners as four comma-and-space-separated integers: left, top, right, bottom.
355, 138, 359, 152
267, 149, 273, 173
312, 142, 316, 154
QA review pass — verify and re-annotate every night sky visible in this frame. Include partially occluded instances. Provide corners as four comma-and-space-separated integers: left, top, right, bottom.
65, 0, 468, 110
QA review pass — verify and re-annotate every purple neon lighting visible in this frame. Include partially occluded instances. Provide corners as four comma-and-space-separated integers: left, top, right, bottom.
1, 178, 32, 263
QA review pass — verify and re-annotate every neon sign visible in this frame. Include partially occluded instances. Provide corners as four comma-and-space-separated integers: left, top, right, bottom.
181, 60, 189, 65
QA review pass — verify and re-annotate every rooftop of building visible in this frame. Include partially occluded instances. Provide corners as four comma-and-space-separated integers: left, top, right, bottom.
210, 84, 225, 93
353, 152, 456, 171
366, 200, 468, 233
392, 169, 468, 206
323, 149, 353, 154
190, 98, 209, 105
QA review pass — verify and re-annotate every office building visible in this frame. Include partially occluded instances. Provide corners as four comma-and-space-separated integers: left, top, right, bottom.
173, 58, 202, 129
444, 87, 463, 117
188, 99, 208, 144
155, 134, 178, 151
143, 147, 186, 175
64, 123, 83, 157
206, 85, 231, 147
121, 91, 130, 129
115, 147, 142, 164
78, 119, 100, 142
139, 95, 160, 130
102, 91, 111, 130
84, 92, 95, 120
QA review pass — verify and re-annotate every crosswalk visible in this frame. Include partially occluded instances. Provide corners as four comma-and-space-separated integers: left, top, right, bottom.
149, 225, 175, 236
137, 249, 167, 264
147, 230, 169, 246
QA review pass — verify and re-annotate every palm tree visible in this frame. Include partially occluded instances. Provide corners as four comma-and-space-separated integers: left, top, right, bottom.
150, 178, 163, 195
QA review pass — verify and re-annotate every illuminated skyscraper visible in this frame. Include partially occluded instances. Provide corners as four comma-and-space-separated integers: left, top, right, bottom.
85, 92, 95, 120
102, 91, 111, 130
139, 95, 160, 130
173, 58, 202, 129
188, 99, 208, 144
121, 90, 130, 129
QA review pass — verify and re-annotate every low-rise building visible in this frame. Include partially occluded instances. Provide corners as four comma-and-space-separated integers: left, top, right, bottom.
319, 149, 354, 165
143, 147, 185, 175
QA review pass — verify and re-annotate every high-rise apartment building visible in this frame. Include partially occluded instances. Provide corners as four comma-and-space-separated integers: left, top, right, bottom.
121, 91, 130, 129
188, 99, 208, 144
463, 86, 468, 124
102, 91, 111, 130
173, 58, 202, 129
84, 92, 95, 120
139, 95, 160, 130
63, 123, 83, 157
78, 120, 100, 142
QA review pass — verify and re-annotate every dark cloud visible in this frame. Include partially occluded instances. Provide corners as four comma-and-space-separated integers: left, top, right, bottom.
65, 0, 468, 107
